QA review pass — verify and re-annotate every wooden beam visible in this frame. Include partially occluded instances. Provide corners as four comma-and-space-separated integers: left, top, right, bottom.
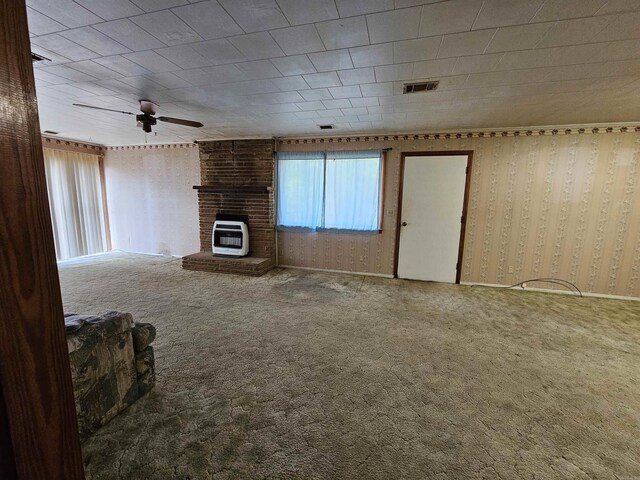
0, 1, 85, 478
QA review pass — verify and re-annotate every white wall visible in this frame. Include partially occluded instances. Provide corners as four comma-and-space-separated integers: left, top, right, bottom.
103, 144, 200, 257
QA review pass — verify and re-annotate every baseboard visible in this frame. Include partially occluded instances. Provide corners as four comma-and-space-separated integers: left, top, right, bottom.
277, 264, 394, 278
460, 281, 639, 302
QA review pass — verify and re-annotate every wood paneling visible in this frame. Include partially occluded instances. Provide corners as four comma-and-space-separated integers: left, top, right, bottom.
0, 1, 84, 478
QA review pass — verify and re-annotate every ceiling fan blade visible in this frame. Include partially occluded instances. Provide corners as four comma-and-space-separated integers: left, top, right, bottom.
72, 103, 136, 115
157, 116, 203, 128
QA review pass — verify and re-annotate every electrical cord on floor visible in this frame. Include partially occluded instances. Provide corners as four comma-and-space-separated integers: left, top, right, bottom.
470, 277, 583, 297
506, 278, 583, 297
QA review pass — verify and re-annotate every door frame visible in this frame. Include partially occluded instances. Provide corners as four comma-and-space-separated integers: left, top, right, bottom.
393, 151, 474, 283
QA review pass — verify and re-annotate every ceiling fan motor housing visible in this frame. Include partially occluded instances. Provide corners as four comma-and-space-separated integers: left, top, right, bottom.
136, 113, 157, 133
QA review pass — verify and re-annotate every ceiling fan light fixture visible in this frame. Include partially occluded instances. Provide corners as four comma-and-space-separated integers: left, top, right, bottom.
139, 99, 159, 115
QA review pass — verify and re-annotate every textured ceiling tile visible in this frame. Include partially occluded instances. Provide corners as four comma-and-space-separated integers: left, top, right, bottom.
323, 98, 352, 109
60, 27, 131, 56
497, 43, 608, 70
235, 60, 283, 80
28, 0, 103, 28
485, 23, 555, 53
308, 49, 353, 72
360, 82, 394, 96
33, 69, 71, 85
438, 29, 497, 58
419, 0, 484, 37
270, 25, 325, 55
412, 57, 457, 78
452, 53, 504, 75
31, 33, 99, 61
271, 55, 317, 75
349, 43, 393, 68
228, 32, 285, 61
334, 0, 394, 17
130, 0, 188, 12
537, 16, 614, 48
191, 39, 247, 65
143, 72, 192, 89
302, 72, 342, 88
295, 100, 326, 110
26, 7, 65, 35
171, 1, 243, 40
94, 19, 165, 50
350, 97, 379, 107
218, 0, 289, 32
374, 63, 414, 82
366, 7, 421, 43
155, 45, 214, 69
393, 36, 441, 63
337, 67, 376, 85
328, 85, 362, 99
531, 0, 607, 22
317, 108, 343, 117
592, 12, 640, 42
299, 88, 333, 101
472, 0, 546, 29
271, 76, 310, 91
74, 0, 144, 20
315, 16, 370, 50
70, 81, 119, 96
130, 10, 201, 46
67, 60, 124, 79
592, 0, 640, 15
94, 55, 152, 76
276, 0, 339, 25
123, 51, 181, 73
175, 65, 242, 85
42, 64, 98, 82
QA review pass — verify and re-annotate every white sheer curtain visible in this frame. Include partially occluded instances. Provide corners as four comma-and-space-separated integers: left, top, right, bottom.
277, 151, 324, 228
43, 148, 108, 260
277, 150, 382, 231
325, 151, 381, 231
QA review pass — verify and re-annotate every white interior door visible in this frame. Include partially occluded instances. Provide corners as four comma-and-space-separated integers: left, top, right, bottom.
397, 155, 468, 283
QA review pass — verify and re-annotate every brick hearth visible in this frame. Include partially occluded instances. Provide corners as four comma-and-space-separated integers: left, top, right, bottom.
182, 139, 276, 276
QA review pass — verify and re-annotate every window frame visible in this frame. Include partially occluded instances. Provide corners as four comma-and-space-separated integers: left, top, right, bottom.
276, 150, 385, 234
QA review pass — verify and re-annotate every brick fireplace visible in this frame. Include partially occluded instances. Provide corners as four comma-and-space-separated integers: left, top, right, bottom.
182, 139, 275, 276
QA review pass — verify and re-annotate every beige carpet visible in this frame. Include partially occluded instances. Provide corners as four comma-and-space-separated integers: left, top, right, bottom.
58, 252, 640, 480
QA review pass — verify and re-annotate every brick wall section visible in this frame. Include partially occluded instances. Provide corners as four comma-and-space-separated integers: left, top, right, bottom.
182, 252, 273, 276
196, 139, 275, 260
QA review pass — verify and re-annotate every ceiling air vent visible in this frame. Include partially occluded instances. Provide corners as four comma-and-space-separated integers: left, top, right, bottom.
43, 130, 59, 135
31, 52, 51, 63
319, 124, 334, 130
403, 80, 439, 94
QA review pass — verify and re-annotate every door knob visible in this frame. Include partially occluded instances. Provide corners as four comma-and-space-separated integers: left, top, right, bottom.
401, 221, 407, 226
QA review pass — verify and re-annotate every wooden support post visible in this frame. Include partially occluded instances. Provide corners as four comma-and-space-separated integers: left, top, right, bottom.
0, 1, 85, 478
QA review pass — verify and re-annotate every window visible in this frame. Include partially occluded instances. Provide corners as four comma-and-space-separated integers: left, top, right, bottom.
43, 148, 108, 260
277, 150, 383, 231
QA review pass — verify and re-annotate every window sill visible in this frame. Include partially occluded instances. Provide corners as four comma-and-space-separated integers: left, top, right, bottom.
277, 227, 382, 235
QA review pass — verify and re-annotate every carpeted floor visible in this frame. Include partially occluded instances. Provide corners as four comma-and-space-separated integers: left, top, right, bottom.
59, 252, 640, 480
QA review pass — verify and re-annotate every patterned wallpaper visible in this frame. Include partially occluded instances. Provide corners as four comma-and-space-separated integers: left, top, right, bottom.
277, 128, 640, 298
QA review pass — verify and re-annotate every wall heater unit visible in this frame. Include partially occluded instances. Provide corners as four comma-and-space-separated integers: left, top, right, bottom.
212, 214, 249, 257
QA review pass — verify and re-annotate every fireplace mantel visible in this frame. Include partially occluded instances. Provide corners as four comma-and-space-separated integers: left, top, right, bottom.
193, 185, 271, 193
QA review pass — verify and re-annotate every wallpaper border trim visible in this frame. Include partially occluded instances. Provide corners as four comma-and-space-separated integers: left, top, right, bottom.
104, 143, 197, 151
278, 125, 640, 145
42, 136, 104, 153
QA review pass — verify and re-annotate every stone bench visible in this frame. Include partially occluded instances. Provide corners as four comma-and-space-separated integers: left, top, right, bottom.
65, 311, 156, 440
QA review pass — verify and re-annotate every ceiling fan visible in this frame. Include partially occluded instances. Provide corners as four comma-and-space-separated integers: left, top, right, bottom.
72, 99, 204, 133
